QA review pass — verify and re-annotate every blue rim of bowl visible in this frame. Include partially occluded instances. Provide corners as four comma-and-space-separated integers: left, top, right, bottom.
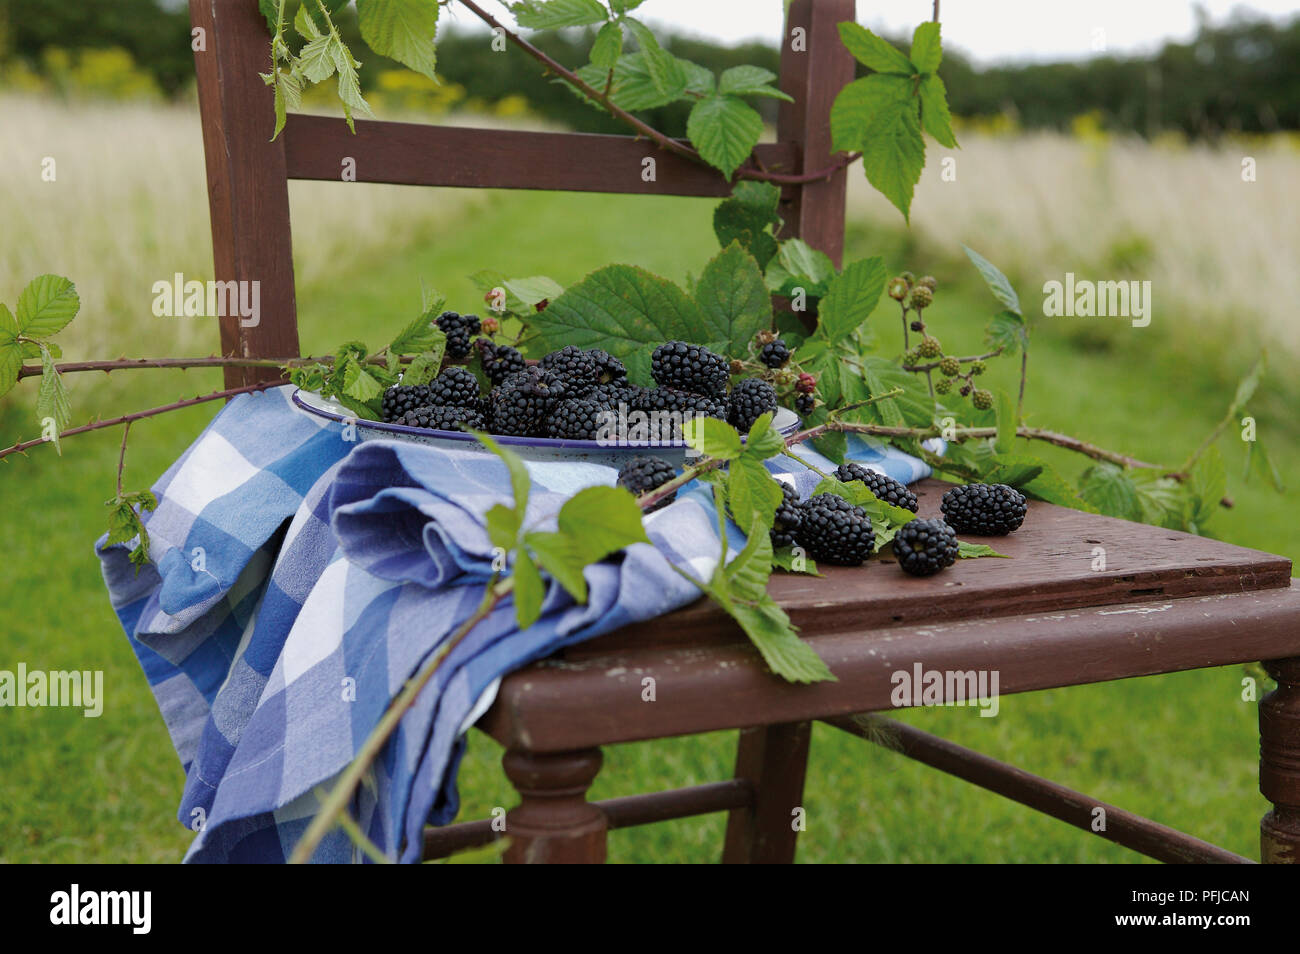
291, 388, 803, 450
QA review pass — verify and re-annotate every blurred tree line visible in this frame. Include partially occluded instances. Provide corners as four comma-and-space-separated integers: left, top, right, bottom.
1, 0, 1296, 138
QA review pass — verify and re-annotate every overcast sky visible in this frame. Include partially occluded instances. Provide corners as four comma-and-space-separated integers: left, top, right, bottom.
623, 1, 1300, 65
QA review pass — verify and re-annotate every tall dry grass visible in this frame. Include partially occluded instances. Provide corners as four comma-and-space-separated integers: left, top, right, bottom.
0, 93, 485, 361
847, 131, 1300, 356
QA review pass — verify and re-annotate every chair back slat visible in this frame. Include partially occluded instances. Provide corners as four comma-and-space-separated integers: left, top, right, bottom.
191, 0, 857, 388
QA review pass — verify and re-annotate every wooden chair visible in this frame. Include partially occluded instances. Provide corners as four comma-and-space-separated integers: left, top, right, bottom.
190, 0, 1300, 864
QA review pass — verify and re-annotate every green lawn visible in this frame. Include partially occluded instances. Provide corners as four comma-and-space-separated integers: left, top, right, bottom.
0, 189, 1292, 863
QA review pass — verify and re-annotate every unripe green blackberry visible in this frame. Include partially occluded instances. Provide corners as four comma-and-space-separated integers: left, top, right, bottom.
888, 277, 909, 301
908, 285, 933, 310
900, 271, 915, 285
917, 336, 942, 359
939, 356, 961, 377
970, 359, 987, 376
971, 388, 994, 410
917, 275, 937, 291
934, 378, 953, 395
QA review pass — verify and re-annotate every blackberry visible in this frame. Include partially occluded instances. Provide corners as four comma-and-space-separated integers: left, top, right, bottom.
795, 393, 815, 416
888, 277, 909, 301
917, 275, 938, 291
941, 483, 1027, 535
971, 388, 994, 411
489, 367, 566, 436
795, 373, 816, 395
833, 462, 919, 512
893, 518, 958, 576
759, 339, 791, 369
396, 404, 485, 433
538, 345, 599, 397
546, 399, 609, 441
435, 311, 482, 359
589, 381, 641, 410
908, 285, 934, 310
587, 349, 628, 385
476, 339, 526, 385
617, 455, 678, 513
934, 378, 953, 395
939, 356, 961, 377
428, 367, 482, 407
910, 319, 925, 333
970, 359, 987, 376
651, 341, 729, 397
381, 384, 430, 422
771, 481, 803, 549
794, 493, 875, 566
636, 387, 727, 441
727, 378, 778, 433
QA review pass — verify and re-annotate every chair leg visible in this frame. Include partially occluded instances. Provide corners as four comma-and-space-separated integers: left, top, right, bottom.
1260, 658, 1300, 863
722, 721, 812, 864
502, 748, 607, 864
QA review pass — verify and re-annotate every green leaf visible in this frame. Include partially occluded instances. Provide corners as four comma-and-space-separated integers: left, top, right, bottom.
909, 21, 942, 73
589, 20, 623, 68
624, 19, 687, 98
1244, 440, 1284, 492
334, 394, 383, 422
987, 454, 1089, 510
388, 311, 446, 356
35, 342, 70, 454
504, 276, 565, 306
682, 416, 743, 461
1189, 446, 1226, 526
693, 243, 770, 356
811, 479, 916, 530
718, 65, 793, 101
831, 74, 924, 221
297, 35, 338, 83
357, 0, 440, 81
771, 547, 821, 576
333, 46, 373, 133
918, 73, 958, 148
512, 551, 545, 629
994, 389, 1016, 454
527, 265, 709, 385
609, 0, 646, 13
15, 275, 79, 338
0, 306, 20, 400
727, 456, 784, 533
473, 430, 532, 515
485, 504, 522, 551
525, 531, 589, 603
811, 429, 846, 464
743, 412, 786, 460
401, 351, 440, 387
957, 540, 1009, 559
574, 54, 682, 111
1229, 353, 1265, 415
511, 0, 608, 29
295, 4, 325, 40
982, 453, 1044, 488
687, 94, 763, 179
678, 58, 717, 97
858, 355, 934, 428
728, 597, 835, 683
963, 246, 1021, 316
837, 22, 914, 74
816, 256, 886, 341
777, 239, 836, 287
713, 183, 781, 268
342, 360, 383, 401
556, 484, 651, 560
1079, 464, 1142, 521
985, 309, 1027, 356
1131, 470, 1187, 529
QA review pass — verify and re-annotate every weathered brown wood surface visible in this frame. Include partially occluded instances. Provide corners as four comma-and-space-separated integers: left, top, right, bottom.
482, 584, 1300, 754
283, 114, 799, 197
567, 478, 1293, 659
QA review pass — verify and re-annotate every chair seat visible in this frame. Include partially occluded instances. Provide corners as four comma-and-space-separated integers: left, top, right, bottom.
479, 479, 1299, 752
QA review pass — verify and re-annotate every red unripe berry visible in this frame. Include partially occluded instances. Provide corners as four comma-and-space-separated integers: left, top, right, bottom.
796, 372, 817, 395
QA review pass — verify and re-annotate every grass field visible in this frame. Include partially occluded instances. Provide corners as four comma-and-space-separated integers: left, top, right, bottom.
1, 96, 1295, 863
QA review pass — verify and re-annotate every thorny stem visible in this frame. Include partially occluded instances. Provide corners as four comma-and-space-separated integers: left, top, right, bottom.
16, 354, 407, 380
454, 0, 859, 185
289, 576, 511, 864
116, 422, 130, 498
902, 347, 1004, 373
0, 382, 279, 462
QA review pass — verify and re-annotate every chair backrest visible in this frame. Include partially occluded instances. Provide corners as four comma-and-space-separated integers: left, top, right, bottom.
189, 0, 857, 388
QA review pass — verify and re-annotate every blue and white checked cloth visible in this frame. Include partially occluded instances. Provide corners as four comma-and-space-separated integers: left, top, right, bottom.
98, 385, 931, 863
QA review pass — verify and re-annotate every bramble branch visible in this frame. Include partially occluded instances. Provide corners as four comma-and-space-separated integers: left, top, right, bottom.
453, 0, 859, 185
16, 354, 410, 380
0, 382, 279, 462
